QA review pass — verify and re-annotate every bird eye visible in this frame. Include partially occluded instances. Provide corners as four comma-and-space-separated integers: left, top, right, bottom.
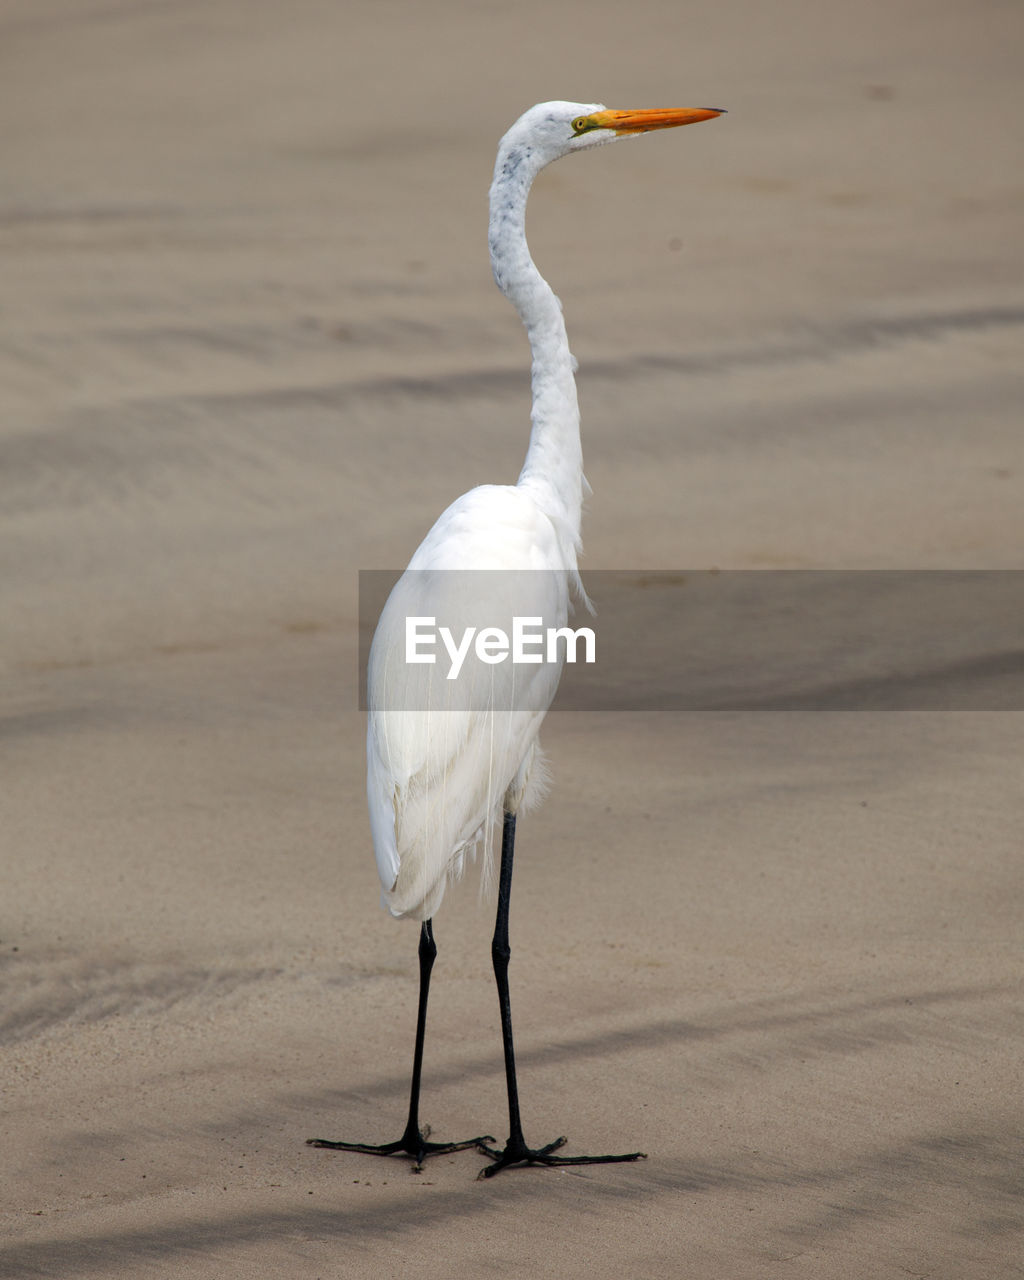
571, 117, 590, 135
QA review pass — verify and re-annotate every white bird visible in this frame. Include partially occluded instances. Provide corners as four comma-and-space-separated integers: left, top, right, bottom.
309, 99, 723, 1176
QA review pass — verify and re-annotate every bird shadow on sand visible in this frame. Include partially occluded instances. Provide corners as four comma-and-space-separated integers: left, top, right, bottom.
291, 979, 1015, 1106
5, 1126, 1022, 1278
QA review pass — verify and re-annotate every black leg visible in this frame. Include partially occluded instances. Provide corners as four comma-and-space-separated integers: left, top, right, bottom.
307, 919, 494, 1170
476, 811, 647, 1178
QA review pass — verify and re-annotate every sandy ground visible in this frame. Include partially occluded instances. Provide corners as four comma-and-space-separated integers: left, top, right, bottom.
2, 0, 1023, 1276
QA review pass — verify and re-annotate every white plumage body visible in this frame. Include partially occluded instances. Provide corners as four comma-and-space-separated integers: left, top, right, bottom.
366, 104, 606, 923
368, 484, 571, 920
364, 101, 723, 925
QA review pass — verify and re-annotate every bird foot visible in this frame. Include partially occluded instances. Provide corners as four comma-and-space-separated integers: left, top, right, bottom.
307, 1123, 495, 1172
475, 1134, 647, 1178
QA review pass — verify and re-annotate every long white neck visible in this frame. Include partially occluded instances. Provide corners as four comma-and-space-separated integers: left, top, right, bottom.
488, 140, 585, 551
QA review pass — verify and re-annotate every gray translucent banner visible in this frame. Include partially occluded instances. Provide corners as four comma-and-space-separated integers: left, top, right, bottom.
358, 570, 1024, 711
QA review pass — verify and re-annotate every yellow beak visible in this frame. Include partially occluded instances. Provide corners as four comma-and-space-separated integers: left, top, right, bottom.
586, 107, 725, 135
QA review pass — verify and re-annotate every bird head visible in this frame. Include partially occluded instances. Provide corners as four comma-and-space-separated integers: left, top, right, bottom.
504, 100, 724, 165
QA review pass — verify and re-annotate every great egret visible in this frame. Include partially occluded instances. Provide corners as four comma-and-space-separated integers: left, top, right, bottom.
308, 100, 723, 1176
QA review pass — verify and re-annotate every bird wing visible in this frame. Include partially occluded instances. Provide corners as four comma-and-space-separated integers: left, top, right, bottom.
366, 485, 570, 917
